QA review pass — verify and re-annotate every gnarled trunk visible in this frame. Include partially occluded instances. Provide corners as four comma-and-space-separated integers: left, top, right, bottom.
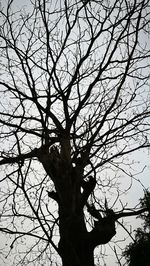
38, 142, 116, 266
58, 209, 116, 266
58, 212, 95, 266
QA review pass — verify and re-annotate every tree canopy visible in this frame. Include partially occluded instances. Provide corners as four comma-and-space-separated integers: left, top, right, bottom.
124, 191, 150, 266
0, 0, 150, 265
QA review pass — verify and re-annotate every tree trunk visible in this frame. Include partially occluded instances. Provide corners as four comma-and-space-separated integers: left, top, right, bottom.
58, 210, 116, 266
59, 243, 94, 266
38, 143, 116, 265
58, 212, 95, 266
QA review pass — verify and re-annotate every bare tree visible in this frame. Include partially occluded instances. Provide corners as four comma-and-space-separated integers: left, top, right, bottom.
0, 0, 150, 265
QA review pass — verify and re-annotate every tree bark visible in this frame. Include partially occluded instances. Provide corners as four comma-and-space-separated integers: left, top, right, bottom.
58, 212, 95, 266
38, 143, 116, 265
58, 210, 116, 266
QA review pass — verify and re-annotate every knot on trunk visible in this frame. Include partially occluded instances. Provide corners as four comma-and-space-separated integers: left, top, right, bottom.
38, 145, 61, 176
89, 212, 116, 246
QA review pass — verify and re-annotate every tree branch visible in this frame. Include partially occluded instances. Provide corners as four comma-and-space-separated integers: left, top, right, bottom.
115, 207, 148, 220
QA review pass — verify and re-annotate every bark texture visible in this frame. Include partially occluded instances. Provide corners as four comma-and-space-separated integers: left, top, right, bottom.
38, 142, 116, 266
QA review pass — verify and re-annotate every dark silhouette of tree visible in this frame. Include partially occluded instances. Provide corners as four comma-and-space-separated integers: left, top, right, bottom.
0, 0, 149, 265
124, 191, 150, 266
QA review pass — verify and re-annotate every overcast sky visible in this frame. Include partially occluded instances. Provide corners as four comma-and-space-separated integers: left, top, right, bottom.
0, 1, 150, 266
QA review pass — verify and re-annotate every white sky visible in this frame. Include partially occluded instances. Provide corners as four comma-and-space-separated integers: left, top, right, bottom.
0, 1, 150, 266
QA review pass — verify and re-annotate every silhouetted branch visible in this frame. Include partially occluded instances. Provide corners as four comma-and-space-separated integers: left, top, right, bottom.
115, 207, 148, 220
